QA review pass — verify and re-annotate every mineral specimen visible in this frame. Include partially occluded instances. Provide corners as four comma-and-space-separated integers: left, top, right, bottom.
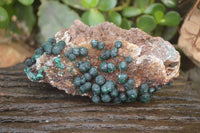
24, 20, 180, 103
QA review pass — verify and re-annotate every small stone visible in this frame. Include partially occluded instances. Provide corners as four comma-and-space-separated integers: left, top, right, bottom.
101, 94, 111, 103
119, 61, 128, 71
76, 61, 83, 68
126, 56, 132, 63
100, 62, 108, 72
80, 47, 88, 56
100, 50, 111, 60
124, 79, 134, 90
114, 40, 122, 49
139, 93, 151, 103
65, 49, 73, 58
84, 73, 92, 81
110, 89, 118, 97
92, 95, 100, 103
25, 58, 33, 67
111, 48, 118, 57
95, 75, 105, 85
72, 47, 80, 56
90, 39, 98, 48
97, 41, 105, 50
35, 47, 44, 55
79, 82, 92, 93
119, 92, 127, 102
92, 84, 101, 95
118, 73, 128, 83
68, 54, 76, 61
126, 89, 138, 99
107, 63, 116, 73
89, 67, 98, 77
140, 83, 149, 94
74, 77, 81, 87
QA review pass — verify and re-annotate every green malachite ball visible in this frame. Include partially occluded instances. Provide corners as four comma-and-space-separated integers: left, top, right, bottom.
72, 47, 80, 56
139, 93, 151, 103
74, 77, 81, 87
140, 83, 149, 94
126, 89, 138, 99
114, 40, 122, 49
95, 75, 106, 86
107, 63, 116, 73
65, 49, 73, 58
80, 76, 86, 84
42, 42, 53, 54
90, 39, 98, 48
84, 73, 92, 81
52, 45, 62, 55
126, 56, 133, 63
35, 47, 44, 55
25, 58, 33, 67
79, 82, 92, 93
101, 81, 115, 94
57, 40, 66, 49
110, 89, 118, 97
118, 73, 128, 83
76, 61, 83, 68
92, 83, 101, 95
97, 41, 105, 50
149, 87, 156, 94
80, 47, 88, 56
111, 48, 118, 57
79, 61, 91, 73
92, 95, 100, 103
47, 38, 56, 44
101, 94, 111, 103
68, 54, 76, 61
89, 67, 98, 77
113, 97, 121, 104
119, 92, 127, 102
119, 61, 128, 71
100, 50, 111, 60
124, 79, 135, 90
100, 62, 108, 72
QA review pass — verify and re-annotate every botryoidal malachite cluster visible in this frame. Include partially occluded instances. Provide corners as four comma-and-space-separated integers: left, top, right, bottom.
25, 38, 165, 104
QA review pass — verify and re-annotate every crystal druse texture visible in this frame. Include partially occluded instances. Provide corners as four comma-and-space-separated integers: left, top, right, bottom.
24, 20, 180, 103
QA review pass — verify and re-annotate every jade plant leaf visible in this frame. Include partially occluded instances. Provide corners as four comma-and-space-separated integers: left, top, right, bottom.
122, 7, 142, 18
62, 0, 87, 10
159, 11, 181, 26
120, 17, 131, 30
161, 0, 177, 8
136, 15, 157, 32
38, 1, 80, 40
0, 7, 9, 28
18, 0, 34, 6
135, 0, 149, 11
98, 0, 117, 11
108, 11, 122, 26
81, 0, 99, 8
145, 3, 165, 15
154, 11, 164, 23
81, 9, 105, 26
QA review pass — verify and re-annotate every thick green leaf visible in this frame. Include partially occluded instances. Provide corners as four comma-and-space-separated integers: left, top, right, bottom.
159, 11, 181, 26
81, 0, 98, 8
0, 6, 9, 28
108, 11, 122, 26
161, 0, 177, 8
145, 3, 165, 15
62, 0, 87, 10
122, 7, 142, 18
38, 1, 80, 40
162, 26, 178, 41
98, 0, 117, 11
0, 1, 5, 6
18, 0, 34, 6
120, 17, 131, 30
154, 11, 164, 23
136, 15, 157, 32
81, 9, 105, 26
14, 3, 36, 34
135, 0, 149, 11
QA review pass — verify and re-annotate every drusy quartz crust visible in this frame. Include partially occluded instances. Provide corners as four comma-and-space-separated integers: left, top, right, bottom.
24, 20, 180, 104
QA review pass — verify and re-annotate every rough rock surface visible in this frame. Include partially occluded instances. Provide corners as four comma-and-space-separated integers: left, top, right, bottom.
26, 20, 180, 102
178, 8, 200, 67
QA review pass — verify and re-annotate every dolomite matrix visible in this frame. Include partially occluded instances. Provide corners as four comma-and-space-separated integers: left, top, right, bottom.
24, 20, 180, 103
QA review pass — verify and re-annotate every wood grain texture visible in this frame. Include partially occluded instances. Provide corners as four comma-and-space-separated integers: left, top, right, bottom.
0, 64, 200, 133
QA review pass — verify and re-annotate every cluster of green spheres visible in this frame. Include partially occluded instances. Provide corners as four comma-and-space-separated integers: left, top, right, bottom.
65, 47, 88, 61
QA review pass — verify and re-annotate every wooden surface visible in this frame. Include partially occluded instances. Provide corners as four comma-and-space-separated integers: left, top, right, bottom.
0, 64, 200, 133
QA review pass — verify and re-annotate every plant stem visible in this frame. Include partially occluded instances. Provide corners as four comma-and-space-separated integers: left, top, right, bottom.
110, 0, 131, 12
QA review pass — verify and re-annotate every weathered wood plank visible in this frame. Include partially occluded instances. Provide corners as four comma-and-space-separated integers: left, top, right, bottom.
0, 64, 200, 132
